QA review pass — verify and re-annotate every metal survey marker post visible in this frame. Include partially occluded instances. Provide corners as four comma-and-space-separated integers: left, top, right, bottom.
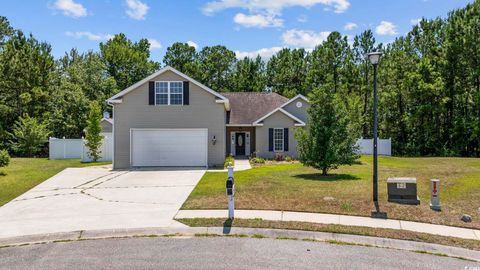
430, 179, 441, 211
226, 164, 235, 219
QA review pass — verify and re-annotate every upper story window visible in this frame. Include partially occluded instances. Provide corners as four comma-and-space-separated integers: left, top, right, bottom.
155, 81, 183, 105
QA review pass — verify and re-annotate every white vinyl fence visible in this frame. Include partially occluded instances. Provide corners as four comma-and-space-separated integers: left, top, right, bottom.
49, 133, 113, 162
49, 137, 83, 160
356, 138, 392, 156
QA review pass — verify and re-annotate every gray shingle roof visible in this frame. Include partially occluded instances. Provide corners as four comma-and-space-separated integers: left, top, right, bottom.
222, 92, 289, 125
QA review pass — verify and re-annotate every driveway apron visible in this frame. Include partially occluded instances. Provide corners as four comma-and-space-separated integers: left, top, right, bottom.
0, 167, 205, 238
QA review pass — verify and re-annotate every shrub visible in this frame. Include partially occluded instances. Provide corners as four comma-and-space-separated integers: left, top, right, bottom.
275, 153, 284, 161
224, 154, 235, 168
10, 115, 50, 157
284, 156, 293, 162
250, 157, 265, 164
0, 149, 10, 167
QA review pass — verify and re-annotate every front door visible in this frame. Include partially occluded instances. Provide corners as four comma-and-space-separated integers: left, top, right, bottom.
235, 132, 246, 156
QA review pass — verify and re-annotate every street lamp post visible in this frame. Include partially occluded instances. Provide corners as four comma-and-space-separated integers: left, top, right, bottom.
367, 51, 387, 219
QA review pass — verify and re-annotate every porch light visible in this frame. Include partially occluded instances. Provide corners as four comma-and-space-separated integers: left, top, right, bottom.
212, 135, 217, 145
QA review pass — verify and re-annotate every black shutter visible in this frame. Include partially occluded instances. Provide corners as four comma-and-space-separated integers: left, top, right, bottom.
149, 81, 155, 105
284, 128, 289, 151
268, 128, 273, 152
183, 81, 189, 105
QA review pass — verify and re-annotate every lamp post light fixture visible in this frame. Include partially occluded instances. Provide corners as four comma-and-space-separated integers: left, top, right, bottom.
368, 51, 387, 219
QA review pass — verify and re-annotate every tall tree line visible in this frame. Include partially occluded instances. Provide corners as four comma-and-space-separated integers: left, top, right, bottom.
0, 0, 479, 157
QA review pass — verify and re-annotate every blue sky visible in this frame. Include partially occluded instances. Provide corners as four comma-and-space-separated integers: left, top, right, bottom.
2, 0, 474, 61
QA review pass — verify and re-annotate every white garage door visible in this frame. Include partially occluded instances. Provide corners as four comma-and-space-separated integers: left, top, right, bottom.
131, 129, 208, 167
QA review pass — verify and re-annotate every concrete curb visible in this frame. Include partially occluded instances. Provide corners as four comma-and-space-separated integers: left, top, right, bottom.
176, 209, 480, 240
0, 227, 479, 262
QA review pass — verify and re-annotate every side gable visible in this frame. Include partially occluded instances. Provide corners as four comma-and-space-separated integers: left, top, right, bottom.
280, 94, 308, 108
252, 94, 309, 126
282, 95, 310, 123
100, 118, 113, 133
107, 66, 229, 109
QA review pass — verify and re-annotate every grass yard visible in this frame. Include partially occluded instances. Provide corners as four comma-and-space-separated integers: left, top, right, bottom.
0, 158, 111, 206
182, 156, 480, 229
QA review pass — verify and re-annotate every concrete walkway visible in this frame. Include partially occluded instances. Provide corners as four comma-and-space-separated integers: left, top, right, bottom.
233, 158, 252, 171
176, 209, 480, 241
208, 158, 252, 172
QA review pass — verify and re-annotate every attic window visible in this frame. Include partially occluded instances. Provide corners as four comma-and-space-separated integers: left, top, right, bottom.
155, 81, 183, 105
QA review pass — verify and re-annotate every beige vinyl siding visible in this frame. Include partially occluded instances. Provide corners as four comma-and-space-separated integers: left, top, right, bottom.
112, 70, 226, 169
255, 111, 300, 159
282, 97, 309, 123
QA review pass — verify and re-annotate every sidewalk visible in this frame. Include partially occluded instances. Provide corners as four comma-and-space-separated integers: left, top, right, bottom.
175, 209, 480, 241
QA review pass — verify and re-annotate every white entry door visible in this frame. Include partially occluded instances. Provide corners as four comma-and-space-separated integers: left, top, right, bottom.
131, 129, 208, 167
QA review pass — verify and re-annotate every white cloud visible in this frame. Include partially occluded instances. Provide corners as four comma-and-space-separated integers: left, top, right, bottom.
125, 0, 149, 20
410, 18, 421, 25
51, 0, 87, 18
203, 0, 350, 15
282, 29, 330, 48
65, 31, 113, 41
147, 39, 162, 49
187, 41, 199, 49
235, 47, 283, 60
344, 22, 357, 31
233, 13, 283, 28
375, 21, 398, 36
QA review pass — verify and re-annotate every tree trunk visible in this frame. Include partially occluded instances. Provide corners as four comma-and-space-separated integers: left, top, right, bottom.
322, 167, 328, 176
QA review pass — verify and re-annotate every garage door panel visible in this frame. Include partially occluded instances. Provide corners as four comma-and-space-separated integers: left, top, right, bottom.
131, 129, 207, 167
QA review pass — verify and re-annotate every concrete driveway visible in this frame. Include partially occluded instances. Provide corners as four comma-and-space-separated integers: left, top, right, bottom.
0, 167, 205, 238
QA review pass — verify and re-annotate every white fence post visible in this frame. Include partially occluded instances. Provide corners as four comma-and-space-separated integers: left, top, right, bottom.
62, 137, 66, 159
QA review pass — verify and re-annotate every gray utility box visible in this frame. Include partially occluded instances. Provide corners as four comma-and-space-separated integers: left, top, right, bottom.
387, 177, 420, 205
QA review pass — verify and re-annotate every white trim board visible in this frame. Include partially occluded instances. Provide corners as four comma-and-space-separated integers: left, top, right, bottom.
253, 108, 306, 126
107, 66, 229, 110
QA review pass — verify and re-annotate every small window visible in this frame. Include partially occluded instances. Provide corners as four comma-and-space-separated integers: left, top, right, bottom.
273, 128, 284, 152
154, 81, 183, 105
155, 82, 168, 105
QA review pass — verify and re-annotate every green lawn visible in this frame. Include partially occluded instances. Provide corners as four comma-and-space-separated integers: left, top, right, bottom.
182, 156, 480, 229
0, 158, 111, 206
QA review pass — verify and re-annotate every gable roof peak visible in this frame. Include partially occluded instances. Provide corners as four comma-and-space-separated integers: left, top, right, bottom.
107, 66, 228, 106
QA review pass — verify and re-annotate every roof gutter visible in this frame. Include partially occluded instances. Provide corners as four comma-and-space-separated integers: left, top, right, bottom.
216, 99, 230, 111
107, 99, 123, 105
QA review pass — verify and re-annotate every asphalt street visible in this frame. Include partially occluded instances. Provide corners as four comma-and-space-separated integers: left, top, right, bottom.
0, 237, 478, 270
